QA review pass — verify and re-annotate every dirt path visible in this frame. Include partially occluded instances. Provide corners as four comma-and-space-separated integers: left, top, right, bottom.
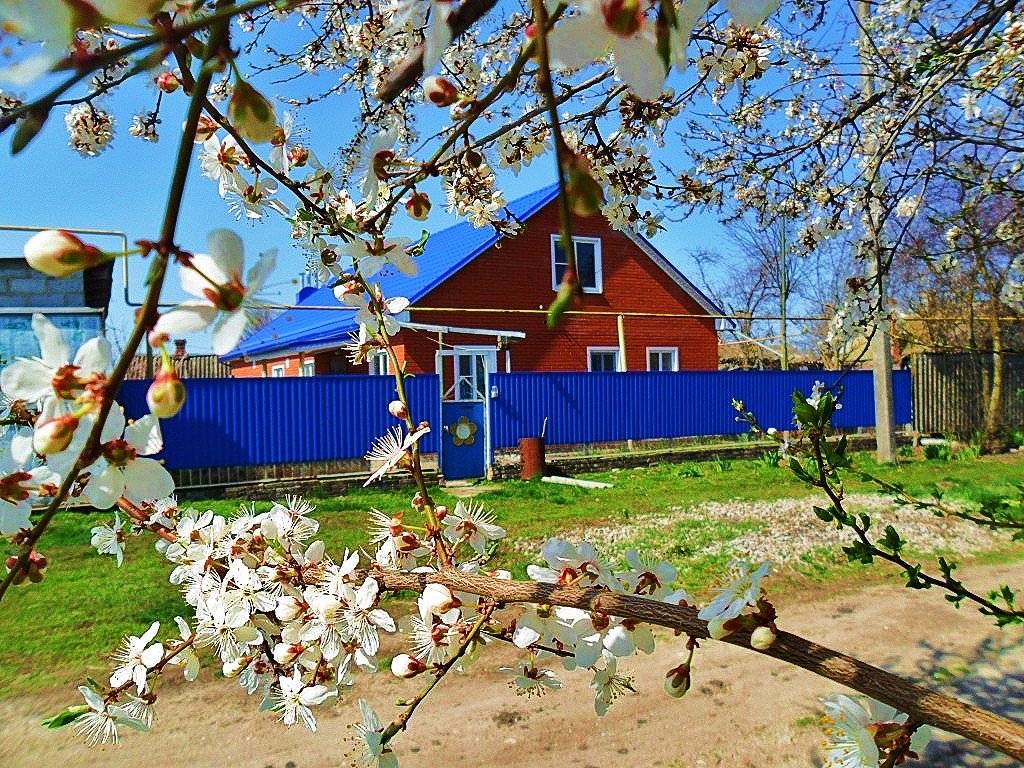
2, 562, 1023, 768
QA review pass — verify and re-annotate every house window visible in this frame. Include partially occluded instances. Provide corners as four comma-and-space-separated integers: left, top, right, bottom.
301, 360, 316, 377
588, 347, 620, 372
551, 235, 602, 293
270, 364, 286, 377
368, 349, 391, 376
647, 347, 679, 372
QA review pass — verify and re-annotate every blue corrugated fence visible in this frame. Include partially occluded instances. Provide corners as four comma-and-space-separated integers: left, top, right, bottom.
489, 370, 912, 449
117, 369, 911, 471
118, 375, 441, 470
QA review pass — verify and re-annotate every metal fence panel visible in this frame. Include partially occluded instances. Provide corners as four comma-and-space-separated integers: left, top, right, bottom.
117, 375, 441, 470
911, 353, 1024, 435
489, 370, 912, 449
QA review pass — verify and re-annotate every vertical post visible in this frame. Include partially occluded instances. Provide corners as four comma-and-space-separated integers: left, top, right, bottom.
859, 0, 897, 462
779, 224, 789, 371
616, 314, 627, 372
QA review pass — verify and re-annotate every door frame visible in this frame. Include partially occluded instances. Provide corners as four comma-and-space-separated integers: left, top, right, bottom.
436, 347, 496, 479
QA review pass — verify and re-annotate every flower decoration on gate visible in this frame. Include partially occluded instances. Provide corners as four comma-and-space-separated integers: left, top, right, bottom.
450, 415, 478, 446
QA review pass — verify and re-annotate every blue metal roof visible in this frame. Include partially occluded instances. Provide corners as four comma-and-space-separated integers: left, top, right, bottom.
223, 184, 561, 361
222, 182, 722, 361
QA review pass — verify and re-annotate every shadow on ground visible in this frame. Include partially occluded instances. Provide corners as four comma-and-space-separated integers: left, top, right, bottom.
907, 633, 1024, 767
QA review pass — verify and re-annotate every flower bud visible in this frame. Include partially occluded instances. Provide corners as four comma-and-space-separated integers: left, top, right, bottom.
749, 626, 777, 650
154, 71, 180, 93
390, 653, 426, 678
147, 364, 187, 419
423, 75, 459, 106
405, 191, 432, 221
24, 230, 104, 278
389, 400, 409, 419
418, 583, 459, 620
148, 330, 170, 348
5, 550, 47, 585
228, 79, 279, 144
601, 0, 643, 37
222, 657, 249, 678
288, 146, 310, 167
663, 663, 690, 698
32, 414, 80, 455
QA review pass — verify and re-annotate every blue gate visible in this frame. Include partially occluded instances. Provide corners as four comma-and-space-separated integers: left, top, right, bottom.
437, 350, 492, 480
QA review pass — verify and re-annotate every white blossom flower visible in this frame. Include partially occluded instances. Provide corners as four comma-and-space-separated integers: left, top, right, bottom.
819, 694, 930, 768
168, 616, 200, 682
73, 685, 148, 746
342, 237, 417, 279
87, 414, 175, 509
697, 560, 772, 639
109, 621, 164, 694
363, 425, 430, 486
499, 663, 563, 697
442, 500, 506, 555
91, 510, 127, 566
263, 669, 336, 731
527, 537, 616, 589
353, 698, 399, 768
154, 230, 276, 356
590, 652, 635, 716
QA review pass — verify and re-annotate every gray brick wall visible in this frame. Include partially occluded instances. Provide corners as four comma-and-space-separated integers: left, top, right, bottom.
0, 259, 84, 308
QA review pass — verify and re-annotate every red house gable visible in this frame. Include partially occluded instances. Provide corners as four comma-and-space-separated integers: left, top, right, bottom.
396, 198, 719, 374
228, 190, 719, 378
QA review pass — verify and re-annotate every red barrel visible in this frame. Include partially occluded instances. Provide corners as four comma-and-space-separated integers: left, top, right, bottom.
519, 437, 546, 480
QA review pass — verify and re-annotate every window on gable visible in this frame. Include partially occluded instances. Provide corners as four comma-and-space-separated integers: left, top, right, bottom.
552, 235, 602, 293
647, 347, 679, 372
588, 347, 619, 372
367, 349, 391, 376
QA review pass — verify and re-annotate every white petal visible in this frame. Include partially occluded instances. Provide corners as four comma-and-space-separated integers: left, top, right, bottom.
125, 414, 163, 455
100, 405, 126, 443
73, 336, 112, 376
88, 465, 126, 509
423, 7, 453, 71
727, 0, 780, 26
32, 314, 71, 367
207, 230, 245, 278
141, 642, 164, 668
123, 459, 175, 502
212, 311, 249, 356
180, 253, 227, 299
10, 431, 34, 466
246, 250, 277, 293
547, 13, 609, 70
512, 624, 541, 648
155, 301, 219, 336
0, 358, 53, 402
613, 35, 666, 102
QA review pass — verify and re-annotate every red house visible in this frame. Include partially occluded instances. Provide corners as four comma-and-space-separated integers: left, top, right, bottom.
223, 184, 720, 380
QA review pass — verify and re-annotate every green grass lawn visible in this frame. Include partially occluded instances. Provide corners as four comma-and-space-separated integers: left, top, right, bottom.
2, 450, 1023, 697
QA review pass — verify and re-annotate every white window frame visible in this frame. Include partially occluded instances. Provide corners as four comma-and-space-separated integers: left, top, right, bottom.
300, 359, 316, 377
270, 364, 286, 378
367, 349, 391, 376
646, 347, 679, 372
551, 234, 603, 294
587, 346, 620, 372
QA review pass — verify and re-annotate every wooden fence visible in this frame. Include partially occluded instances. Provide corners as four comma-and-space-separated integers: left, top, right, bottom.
912, 352, 1024, 435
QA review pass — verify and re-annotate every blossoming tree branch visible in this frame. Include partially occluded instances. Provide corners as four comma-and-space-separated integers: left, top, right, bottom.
1, 1, 1023, 766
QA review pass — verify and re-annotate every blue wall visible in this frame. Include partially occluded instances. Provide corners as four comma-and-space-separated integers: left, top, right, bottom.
118, 375, 441, 470
117, 369, 912, 470
488, 369, 912, 449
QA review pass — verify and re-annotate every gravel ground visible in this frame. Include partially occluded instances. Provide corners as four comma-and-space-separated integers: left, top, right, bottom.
517, 493, 1004, 565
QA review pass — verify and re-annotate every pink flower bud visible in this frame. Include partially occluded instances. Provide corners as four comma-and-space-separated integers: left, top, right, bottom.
390, 653, 426, 678
423, 75, 459, 106
32, 414, 80, 455
24, 230, 104, 278
749, 626, 777, 650
601, 0, 643, 37
148, 330, 170, 348
388, 400, 408, 419
147, 365, 187, 419
405, 191, 432, 221
663, 663, 690, 698
154, 71, 180, 93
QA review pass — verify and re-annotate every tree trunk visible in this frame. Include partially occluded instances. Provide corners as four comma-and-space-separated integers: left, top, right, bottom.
984, 316, 1006, 453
